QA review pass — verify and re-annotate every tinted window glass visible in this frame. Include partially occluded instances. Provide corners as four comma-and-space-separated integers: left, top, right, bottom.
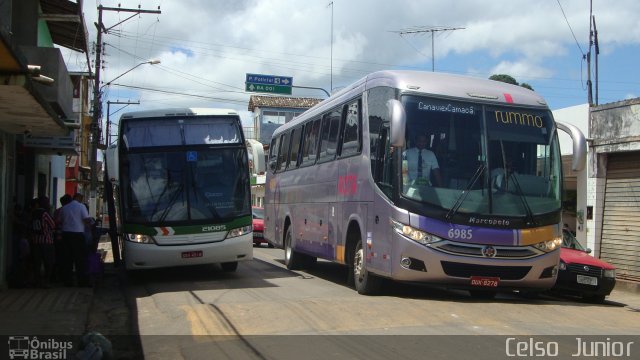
122, 149, 249, 223
301, 119, 321, 166
368, 87, 396, 177
341, 101, 361, 156
318, 109, 342, 162
288, 127, 303, 168
276, 132, 290, 172
267, 136, 280, 172
122, 117, 242, 148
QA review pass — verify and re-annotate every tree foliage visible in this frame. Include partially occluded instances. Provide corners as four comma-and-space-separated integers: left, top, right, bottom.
489, 74, 534, 91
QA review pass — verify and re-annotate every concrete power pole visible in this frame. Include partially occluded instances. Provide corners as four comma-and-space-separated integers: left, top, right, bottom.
90, 5, 160, 217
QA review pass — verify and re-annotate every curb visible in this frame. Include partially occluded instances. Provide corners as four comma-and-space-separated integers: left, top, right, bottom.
614, 279, 640, 294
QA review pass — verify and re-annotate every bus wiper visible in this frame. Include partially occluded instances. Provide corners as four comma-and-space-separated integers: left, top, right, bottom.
446, 163, 485, 221
149, 172, 171, 219
158, 183, 185, 222
506, 173, 536, 226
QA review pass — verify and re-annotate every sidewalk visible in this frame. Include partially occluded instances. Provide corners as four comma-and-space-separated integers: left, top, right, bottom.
0, 236, 141, 358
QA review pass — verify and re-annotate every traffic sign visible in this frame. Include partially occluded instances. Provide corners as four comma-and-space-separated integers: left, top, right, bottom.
245, 83, 292, 95
246, 73, 293, 86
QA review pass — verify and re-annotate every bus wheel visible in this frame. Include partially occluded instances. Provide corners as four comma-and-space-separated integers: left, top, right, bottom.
221, 262, 238, 272
284, 227, 303, 270
353, 239, 381, 295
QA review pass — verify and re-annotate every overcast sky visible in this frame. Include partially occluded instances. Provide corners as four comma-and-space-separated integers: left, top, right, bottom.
64, 0, 640, 126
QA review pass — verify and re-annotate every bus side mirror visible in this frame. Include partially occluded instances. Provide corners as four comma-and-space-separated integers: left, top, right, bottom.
388, 99, 406, 148
268, 160, 276, 171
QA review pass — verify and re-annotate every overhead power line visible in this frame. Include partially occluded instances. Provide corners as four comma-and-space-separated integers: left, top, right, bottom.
111, 83, 249, 105
556, 0, 585, 57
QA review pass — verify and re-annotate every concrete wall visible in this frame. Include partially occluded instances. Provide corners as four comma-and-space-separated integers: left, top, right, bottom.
591, 98, 640, 153
588, 97, 640, 257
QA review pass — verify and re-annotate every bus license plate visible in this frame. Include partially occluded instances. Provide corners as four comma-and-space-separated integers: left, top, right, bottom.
182, 250, 203, 259
470, 276, 499, 287
576, 274, 598, 286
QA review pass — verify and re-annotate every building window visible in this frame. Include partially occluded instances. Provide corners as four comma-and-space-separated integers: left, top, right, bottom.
262, 111, 299, 125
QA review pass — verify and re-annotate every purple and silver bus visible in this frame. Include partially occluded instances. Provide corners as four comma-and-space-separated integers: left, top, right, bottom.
264, 70, 586, 297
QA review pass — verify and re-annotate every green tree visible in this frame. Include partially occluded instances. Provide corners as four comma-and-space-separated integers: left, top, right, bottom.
489, 74, 534, 91
489, 74, 518, 85
520, 83, 534, 91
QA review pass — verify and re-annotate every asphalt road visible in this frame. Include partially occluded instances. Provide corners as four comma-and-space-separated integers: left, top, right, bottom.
117, 245, 640, 359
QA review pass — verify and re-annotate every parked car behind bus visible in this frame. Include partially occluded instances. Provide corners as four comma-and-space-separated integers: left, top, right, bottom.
252, 207, 272, 247
552, 230, 616, 303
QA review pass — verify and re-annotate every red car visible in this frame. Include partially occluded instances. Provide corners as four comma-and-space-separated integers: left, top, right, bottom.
252, 207, 271, 247
552, 230, 616, 303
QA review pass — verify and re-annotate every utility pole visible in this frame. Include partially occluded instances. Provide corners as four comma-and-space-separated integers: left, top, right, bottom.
396, 26, 464, 71
90, 5, 160, 217
586, 0, 593, 106
328, 1, 333, 93
593, 15, 599, 106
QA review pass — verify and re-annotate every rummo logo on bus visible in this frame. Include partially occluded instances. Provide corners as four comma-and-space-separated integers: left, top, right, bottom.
7, 336, 73, 359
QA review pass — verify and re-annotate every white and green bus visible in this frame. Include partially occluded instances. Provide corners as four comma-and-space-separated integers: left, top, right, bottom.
105, 108, 252, 272
264, 70, 586, 296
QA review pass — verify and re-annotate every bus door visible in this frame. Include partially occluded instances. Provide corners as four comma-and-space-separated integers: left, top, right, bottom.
369, 124, 394, 275
266, 134, 284, 247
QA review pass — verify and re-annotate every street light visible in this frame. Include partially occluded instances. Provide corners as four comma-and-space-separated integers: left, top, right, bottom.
89, 59, 160, 217
101, 59, 161, 89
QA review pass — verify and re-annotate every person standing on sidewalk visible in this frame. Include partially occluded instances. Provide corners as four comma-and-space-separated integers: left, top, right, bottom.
60, 193, 92, 287
53, 194, 72, 283
30, 195, 56, 288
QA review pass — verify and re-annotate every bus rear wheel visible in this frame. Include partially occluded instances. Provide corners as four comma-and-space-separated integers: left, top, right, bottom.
353, 239, 381, 295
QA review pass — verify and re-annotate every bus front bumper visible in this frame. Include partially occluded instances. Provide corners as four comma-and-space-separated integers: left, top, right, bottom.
386, 234, 559, 291
124, 234, 253, 270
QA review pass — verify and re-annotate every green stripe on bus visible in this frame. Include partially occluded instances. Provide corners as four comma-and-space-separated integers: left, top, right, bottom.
122, 215, 252, 236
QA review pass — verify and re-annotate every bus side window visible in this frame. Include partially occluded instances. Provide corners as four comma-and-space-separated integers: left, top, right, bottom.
300, 118, 321, 167
276, 132, 290, 172
287, 126, 303, 169
340, 100, 362, 157
318, 108, 342, 163
377, 125, 393, 198
268, 136, 280, 172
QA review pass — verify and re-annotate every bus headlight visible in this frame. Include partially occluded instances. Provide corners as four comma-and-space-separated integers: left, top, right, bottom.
603, 269, 616, 278
226, 225, 252, 239
533, 237, 562, 252
127, 233, 156, 244
391, 220, 442, 245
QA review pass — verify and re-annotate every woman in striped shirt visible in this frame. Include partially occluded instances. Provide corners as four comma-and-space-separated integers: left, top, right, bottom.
31, 196, 56, 288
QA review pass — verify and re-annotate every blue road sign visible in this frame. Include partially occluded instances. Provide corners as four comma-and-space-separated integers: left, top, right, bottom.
246, 73, 293, 87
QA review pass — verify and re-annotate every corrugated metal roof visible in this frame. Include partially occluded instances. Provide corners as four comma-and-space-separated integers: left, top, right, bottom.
40, 0, 89, 53
248, 95, 322, 112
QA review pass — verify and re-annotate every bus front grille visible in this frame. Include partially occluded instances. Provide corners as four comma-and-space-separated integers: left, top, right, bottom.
434, 242, 541, 259
441, 261, 531, 280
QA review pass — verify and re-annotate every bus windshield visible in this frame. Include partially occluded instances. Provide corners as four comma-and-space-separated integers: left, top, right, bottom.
400, 95, 562, 220
122, 148, 250, 223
